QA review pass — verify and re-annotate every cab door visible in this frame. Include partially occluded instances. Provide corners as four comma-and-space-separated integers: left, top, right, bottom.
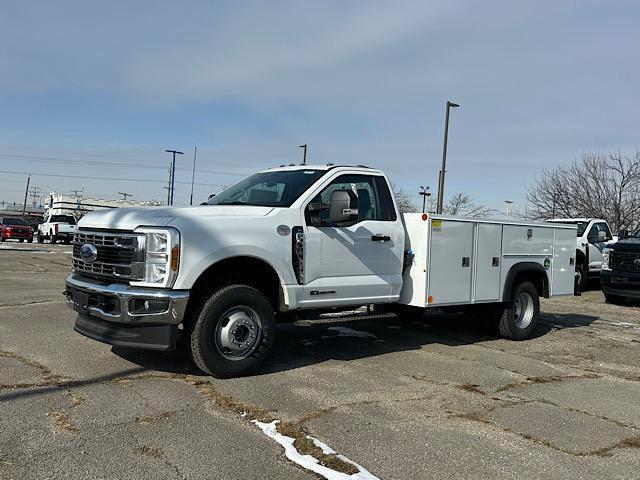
300, 174, 404, 308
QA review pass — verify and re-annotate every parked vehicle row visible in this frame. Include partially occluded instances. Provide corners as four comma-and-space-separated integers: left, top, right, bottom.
0, 214, 77, 244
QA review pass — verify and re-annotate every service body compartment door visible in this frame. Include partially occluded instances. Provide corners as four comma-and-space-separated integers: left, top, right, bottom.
428, 220, 474, 304
474, 223, 503, 301
552, 228, 576, 295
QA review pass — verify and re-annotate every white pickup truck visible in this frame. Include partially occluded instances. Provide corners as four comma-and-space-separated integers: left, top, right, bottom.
65, 165, 577, 377
547, 218, 617, 288
37, 214, 77, 244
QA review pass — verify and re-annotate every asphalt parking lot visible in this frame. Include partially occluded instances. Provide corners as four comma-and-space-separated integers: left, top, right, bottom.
1, 243, 640, 480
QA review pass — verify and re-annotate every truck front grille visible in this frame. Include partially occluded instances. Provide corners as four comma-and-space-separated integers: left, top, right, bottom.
610, 251, 640, 274
72, 231, 144, 281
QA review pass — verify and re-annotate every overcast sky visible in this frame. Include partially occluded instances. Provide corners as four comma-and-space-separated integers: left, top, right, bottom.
0, 1, 638, 210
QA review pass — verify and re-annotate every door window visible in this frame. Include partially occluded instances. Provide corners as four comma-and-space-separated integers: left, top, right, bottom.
588, 223, 612, 242
306, 174, 382, 226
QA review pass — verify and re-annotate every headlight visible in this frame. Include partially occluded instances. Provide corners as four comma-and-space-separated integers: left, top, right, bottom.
131, 227, 180, 288
602, 248, 612, 271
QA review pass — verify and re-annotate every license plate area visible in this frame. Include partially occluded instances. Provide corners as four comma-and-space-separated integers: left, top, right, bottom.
71, 290, 90, 315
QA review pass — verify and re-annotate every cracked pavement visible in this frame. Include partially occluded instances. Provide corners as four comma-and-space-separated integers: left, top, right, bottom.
1, 243, 640, 479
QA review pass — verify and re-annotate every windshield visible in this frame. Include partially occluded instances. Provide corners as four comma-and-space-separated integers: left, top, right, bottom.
2, 218, 30, 226
51, 215, 76, 224
205, 170, 327, 207
551, 220, 587, 236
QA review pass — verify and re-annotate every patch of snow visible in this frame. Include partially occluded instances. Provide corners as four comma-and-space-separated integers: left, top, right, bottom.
252, 420, 380, 480
610, 322, 637, 328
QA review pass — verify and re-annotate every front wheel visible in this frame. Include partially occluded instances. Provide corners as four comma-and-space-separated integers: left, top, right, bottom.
50, 235, 57, 244
498, 281, 539, 340
189, 284, 275, 378
604, 293, 625, 305
37, 234, 44, 243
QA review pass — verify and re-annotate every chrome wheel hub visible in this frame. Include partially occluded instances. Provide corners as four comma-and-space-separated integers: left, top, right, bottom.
215, 306, 262, 360
513, 291, 534, 329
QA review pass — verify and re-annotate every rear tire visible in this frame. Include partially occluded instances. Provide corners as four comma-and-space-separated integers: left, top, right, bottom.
604, 293, 625, 305
189, 284, 275, 378
498, 281, 539, 340
27, 238, 33, 243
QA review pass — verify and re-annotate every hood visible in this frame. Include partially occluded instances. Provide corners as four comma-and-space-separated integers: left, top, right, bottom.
78, 205, 274, 231
611, 237, 640, 251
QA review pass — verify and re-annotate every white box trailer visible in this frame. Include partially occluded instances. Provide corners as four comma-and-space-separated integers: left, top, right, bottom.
400, 214, 577, 308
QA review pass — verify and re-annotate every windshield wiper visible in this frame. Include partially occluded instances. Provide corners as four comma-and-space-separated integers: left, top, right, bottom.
215, 201, 250, 206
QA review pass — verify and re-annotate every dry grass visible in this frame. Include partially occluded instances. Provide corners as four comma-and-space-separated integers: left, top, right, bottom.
47, 411, 77, 432
135, 411, 176, 424
456, 384, 486, 395
276, 421, 358, 475
134, 446, 164, 459
497, 373, 601, 392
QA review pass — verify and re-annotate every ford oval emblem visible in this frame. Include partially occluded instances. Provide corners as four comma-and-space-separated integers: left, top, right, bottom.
79, 243, 98, 263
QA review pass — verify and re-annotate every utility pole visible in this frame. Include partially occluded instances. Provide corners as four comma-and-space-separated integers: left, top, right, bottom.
190, 146, 197, 206
165, 149, 184, 206
436, 101, 460, 214
299, 144, 307, 165
505, 200, 514, 219
22, 175, 31, 215
419, 186, 431, 213
118, 192, 133, 200
29, 186, 41, 207
70, 188, 83, 198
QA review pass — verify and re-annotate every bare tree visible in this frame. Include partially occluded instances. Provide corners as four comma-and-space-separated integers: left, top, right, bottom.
443, 192, 494, 218
391, 183, 418, 213
525, 150, 640, 231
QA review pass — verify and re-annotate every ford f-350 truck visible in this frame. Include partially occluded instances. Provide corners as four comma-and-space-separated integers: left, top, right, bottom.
64, 165, 577, 377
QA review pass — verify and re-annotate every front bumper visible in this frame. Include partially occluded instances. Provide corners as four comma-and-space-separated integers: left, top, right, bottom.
64, 274, 190, 350
2, 231, 33, 239
601, 270, 640, 300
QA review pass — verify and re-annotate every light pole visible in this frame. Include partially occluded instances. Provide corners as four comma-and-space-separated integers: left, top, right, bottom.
419, 185, 431, 213
299, 144, 307, 165
505, 200, 514, 219
436, 101, 460, 214
165, 149, 184, 206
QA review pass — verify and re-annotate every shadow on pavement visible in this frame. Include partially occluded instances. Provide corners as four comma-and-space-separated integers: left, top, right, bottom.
113, 309, 600, 377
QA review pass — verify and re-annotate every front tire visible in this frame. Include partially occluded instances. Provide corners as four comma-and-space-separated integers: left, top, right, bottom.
50, 234, 57, 244
604, 293, 625, 305
498, 281, 539, 340
189, 284, 275, 378
37, 234, 44, 243
576, 264, 586, 290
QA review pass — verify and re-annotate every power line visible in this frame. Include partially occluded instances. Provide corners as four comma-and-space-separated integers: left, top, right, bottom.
0, 170, 226, 188
118, 192, 133, 200
0, 152, 248, 177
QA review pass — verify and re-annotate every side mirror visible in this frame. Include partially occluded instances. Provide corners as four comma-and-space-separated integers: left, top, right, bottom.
597, 230, 607, 242
208, 193, 216, 199
329, 190, 358, 224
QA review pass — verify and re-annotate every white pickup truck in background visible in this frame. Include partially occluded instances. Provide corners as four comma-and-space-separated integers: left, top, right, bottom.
547, 218, 617, 288
37, 214, 77, 244
64, 164, 577, 377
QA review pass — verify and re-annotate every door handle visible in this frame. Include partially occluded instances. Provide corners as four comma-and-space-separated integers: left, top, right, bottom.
371, 234, 391, 242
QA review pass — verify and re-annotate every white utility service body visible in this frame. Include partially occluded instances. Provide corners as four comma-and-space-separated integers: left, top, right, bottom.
400, 214, 576, 307
64, 164, 578, 378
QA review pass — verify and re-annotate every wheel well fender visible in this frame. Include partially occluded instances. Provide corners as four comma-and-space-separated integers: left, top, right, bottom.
186, 256, 286, 321
502, 262, 550, 302
575, 249, 587, 269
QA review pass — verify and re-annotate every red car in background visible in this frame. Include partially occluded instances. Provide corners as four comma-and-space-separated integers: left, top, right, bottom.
0, 217, 34, 243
